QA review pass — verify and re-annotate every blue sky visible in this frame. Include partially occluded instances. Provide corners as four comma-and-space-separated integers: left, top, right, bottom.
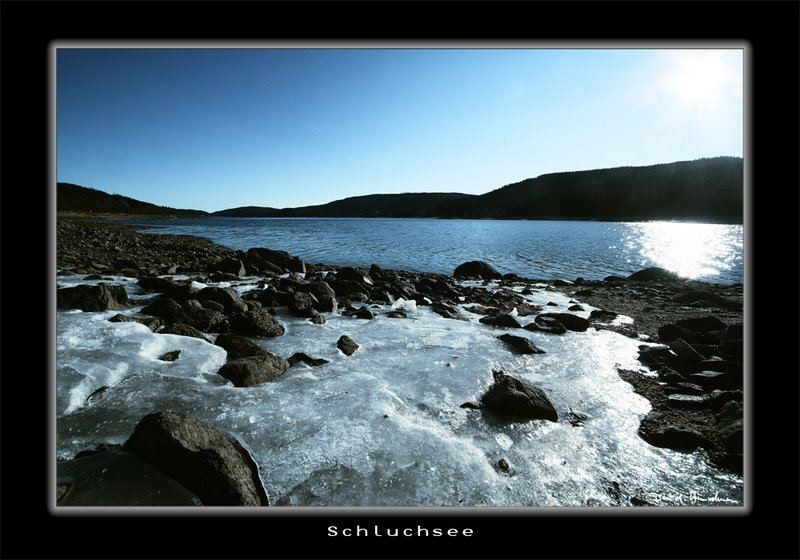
57, 49, 744, 212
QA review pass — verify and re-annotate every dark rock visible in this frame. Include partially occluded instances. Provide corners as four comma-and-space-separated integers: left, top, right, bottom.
355, 306, 374, 320
641, 426, 711, 451
213, 257, 246, 277
668, 338, 704, 362
665, 382, 705, 395
689, 370, 734, 389
122, 412, 269, 505
460, 401, 481, 410
666, 394, 708, 409
479, 314, 522, 328
575, 288, 595, 296
385, 310, 407, 319
337, 335, 359, 356
568, 304, 585, 312
537, 312, 590, 332
716, 401, 743, 454
309, 312, 326, 324
480, 370, 558, 422
589, 309, 618, 321
158, 350, 181, 361
108, 314, 162, 331
57, 284, 130, 312
195, 286, 248, 313
137, 277, 192, 300
288, 353, 330, 367
57, 449, 202, 506
349, 292, 369, 302
524, 315, 568, 335
498, 334, 545, 355
288, 291, 316, 318
336, 267, 373, 285
638, 345, 676, 368
247, 247, 305, 273
627, 267, 680, 282
496, 459, 510, 472
181, 307, 229, 333
158, 324, 210, 342
202, 300, 226, 313
707, 389, 743, 411
675, 315, 727, 333
453, 260, 502, 280
431, 302, 465, 320
217, 354, 290, 387
228, 310, 285, 337
141, 297, 184, 322
214, 333, 267, 361
566, 411, 589, 427
552, 279, 573, 287
546, 301, 558, 307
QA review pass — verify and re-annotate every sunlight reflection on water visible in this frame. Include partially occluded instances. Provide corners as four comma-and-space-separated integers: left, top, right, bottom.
121, 218, 744, 284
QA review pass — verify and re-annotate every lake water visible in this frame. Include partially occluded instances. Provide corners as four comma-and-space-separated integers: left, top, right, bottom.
121, 218, 745, 284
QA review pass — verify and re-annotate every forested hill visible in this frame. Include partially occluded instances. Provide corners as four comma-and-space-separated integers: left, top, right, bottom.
428, 157, 743, 221
213, 192, 477, 218
57, 182, 208, 217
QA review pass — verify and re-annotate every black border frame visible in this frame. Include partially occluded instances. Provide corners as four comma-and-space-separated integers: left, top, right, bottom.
2, 1, 799, 559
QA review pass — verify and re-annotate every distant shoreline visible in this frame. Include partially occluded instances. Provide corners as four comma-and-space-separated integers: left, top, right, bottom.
59, 212, 744, 226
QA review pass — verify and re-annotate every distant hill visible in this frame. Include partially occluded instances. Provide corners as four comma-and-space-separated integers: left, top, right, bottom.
57, 182, 208, 217
213, 192, 477, 218
429, 157, 743, 221
212, 205, 281, 217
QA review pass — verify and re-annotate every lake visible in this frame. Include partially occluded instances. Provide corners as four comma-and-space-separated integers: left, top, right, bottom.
120, 218, 744, 284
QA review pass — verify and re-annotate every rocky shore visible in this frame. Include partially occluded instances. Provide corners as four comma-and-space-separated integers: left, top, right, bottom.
56, 218, 744, 506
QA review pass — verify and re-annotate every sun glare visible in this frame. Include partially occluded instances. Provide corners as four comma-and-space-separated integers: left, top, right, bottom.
664, 51, 738, 106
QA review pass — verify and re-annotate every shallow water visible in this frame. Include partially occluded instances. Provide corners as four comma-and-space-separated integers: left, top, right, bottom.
119, 218, 745, 285
56, 274, 744, 507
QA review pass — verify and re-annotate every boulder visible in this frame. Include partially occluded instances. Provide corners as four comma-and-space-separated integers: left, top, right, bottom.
122, 412, 269, 505
627, 267, 680, 282
479, 314, 522, 328
537, 312, 590, 332
140, 297, 184, 322
336, 267, 373, 285
479, 370, 558, 422
158, 324, 210, 342
57, 284, 130, 312
137, 277, 192, 300
640, 426, 711, 451
453, 261, 502, 280
288, 292, 316, 318
355, 306, 374, 320
108, 314, 162, 331
288, 352, 330, 367
337, 335, 359, 356
431, 302, 465, 321
158, 350, 181, 362
195, 286, 248, 313
498, 334, 545, 355
675, 315, 727, 333
589, 309, 618, 322
56, 449, 202, 506
666, 394, 708, 409
217, 354, 290, 387
568, 304, 585, 312
228, 310, 285, 337
716, 401, 743, 454
214, 333, 267, 361
246, 247, 305, 273
212, 257, 246, 277
669, 338, 704, 362
524, 315, 567, 335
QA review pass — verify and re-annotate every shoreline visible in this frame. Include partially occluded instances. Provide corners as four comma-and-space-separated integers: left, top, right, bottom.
58, 212, 745, 226
55, 217, 744, 506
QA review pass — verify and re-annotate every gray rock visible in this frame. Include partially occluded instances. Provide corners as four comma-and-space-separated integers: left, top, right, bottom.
217, 354, 290, 387
498, 334, 545, 355
337, 335, 359, 356
228, 309, 285, 337
480, 370, 557, 422
453, 260, 501, 280
669, 338, 704, 362
57, 283, 130, 312
214, 333, 267, 361
122, 412, 269, 505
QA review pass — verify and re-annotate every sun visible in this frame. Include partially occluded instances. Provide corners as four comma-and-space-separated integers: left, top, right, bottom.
664, 51, 735, 106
